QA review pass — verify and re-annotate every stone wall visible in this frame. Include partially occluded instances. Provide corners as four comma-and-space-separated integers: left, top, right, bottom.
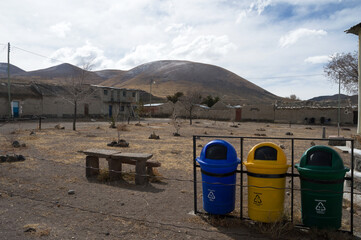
242, 104, 275, 122
275, 108, 354, 125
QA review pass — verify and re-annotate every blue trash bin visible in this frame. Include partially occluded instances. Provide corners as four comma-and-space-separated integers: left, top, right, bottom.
196, 140, 240, 214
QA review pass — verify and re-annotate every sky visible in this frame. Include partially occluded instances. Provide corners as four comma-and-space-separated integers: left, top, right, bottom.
0, 0, 360, 100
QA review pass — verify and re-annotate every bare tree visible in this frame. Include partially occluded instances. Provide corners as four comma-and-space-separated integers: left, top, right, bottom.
62, 62, 95, 131
180, 91, 202, 125
171, 111, 181, 136
324, 52, 358, 94
286, 94, 300, 100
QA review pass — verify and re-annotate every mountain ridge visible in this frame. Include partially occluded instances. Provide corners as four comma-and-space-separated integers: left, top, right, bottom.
1, 60, 282, 104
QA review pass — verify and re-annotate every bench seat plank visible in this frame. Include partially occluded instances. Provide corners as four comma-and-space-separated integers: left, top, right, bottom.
83, 148, 121, 158
111, 152, 153, 160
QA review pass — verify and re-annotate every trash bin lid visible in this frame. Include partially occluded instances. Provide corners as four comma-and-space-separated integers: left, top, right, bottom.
297, 145, 346, 170
197, 140, 238, 166
245, 142, 288, 166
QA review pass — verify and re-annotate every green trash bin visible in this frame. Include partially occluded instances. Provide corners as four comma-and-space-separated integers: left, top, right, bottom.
295, 146, 350, 229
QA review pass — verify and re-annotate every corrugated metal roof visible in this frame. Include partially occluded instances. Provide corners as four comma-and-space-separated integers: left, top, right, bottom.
143, 103, 164, 107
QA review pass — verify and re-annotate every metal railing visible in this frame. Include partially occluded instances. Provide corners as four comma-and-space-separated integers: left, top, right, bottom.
193, 135, 355, 235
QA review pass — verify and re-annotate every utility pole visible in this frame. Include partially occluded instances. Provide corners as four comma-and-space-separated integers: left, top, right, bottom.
337, 78, 340, 136
7, 42, 12, 118
149, 79, 152, 118
149, 79, 155, 118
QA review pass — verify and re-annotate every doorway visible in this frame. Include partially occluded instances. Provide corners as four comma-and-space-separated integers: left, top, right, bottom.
11, 101, 19, 118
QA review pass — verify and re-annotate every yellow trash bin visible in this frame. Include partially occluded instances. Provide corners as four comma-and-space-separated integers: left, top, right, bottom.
244, 142, 290, 223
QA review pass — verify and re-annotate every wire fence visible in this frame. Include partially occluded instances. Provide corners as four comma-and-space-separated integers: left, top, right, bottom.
0, 133, 359, 236
17, 156, 360, 195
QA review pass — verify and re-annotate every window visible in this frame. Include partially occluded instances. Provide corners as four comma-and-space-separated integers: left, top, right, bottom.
120, 106, 125, 112
132, 92, 136, 97
104, 89, 108, 95
123, 91, 126, 97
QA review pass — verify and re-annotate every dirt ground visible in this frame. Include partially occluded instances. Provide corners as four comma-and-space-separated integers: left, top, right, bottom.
0, 118, 360, 239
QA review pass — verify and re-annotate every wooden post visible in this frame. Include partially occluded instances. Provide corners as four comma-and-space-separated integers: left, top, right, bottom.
345, 23, 361, 134
86, 156, 99, 178
359, 29, 361, 134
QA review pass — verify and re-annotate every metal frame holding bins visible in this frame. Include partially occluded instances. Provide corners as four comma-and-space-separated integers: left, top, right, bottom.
193, 135, 355, 235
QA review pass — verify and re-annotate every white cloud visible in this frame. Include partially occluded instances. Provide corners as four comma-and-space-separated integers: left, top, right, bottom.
1, 0, 360, 99
49, 22, 72, 38
116, 43, 166, 69
279, 28, 327, 48
115, 34, 236, 70
249, 0, 272, 15
304, 55, 331, 64
50, 41, 114, 69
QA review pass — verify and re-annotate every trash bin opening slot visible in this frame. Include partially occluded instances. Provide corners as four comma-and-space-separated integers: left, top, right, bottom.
306, 150, 332, 167
299, 176, 345, 184
201, 169, 237, 177
254, 146, 277, 161
206, 144, 227, 160
247, 172, 286, 178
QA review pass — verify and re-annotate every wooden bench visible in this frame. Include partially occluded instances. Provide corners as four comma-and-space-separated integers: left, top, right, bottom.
83, 148, 161, 185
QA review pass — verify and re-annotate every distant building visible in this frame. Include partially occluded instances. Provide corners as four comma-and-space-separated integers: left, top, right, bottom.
0, 81, 139, 119
142, 99, 356, 125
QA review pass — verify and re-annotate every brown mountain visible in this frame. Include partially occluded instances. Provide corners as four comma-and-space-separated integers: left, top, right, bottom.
0, 63, 104, 84
1, 60, 281, 104
101, 60, 280, 104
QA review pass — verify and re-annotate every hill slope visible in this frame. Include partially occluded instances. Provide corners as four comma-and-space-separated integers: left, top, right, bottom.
0, 63, 26, 75
101, 60, 280, 104
0, 63, 104, 84
1, 61, 281, 104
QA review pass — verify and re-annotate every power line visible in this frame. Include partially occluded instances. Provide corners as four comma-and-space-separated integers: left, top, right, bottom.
247, 73, 324, 80
11, 45, 66, 64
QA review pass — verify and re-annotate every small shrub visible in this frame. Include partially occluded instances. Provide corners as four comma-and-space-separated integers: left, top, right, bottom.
97, 169, 110, 182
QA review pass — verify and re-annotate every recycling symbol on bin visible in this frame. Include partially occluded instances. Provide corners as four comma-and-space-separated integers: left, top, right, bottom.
207, 190, 216, 202
254, 194, 262, 206
315, 201, 326, 214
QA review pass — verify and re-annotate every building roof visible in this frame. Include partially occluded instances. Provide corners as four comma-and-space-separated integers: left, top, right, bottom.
0, 82, 41, 98
275, 99, 352, 109
345, 22, 361, 35
91, 84, 138, 91
143, 103, 164, 107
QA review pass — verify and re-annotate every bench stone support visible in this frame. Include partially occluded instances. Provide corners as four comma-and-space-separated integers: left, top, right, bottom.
135, 159, 147, 185
86, 156, 99, 178
108, 158, 123, 181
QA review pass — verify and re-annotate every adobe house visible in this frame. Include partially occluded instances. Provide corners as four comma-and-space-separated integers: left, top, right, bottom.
205, 101, 242, 122
0, 81, 139, 119
274, 100, 354, 125
0, 82, 43, 118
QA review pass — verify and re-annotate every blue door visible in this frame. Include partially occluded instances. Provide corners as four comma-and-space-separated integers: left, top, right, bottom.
12, 101, 19, 118
109, 105, 112, 117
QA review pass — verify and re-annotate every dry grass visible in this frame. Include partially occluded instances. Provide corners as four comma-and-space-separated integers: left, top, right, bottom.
307, 228, 354, 240
1, 120, 359, 238
117, 124, 128, 132
23, 223, 51, 237
97, 169, 110, 182
251, 219, 294, 239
